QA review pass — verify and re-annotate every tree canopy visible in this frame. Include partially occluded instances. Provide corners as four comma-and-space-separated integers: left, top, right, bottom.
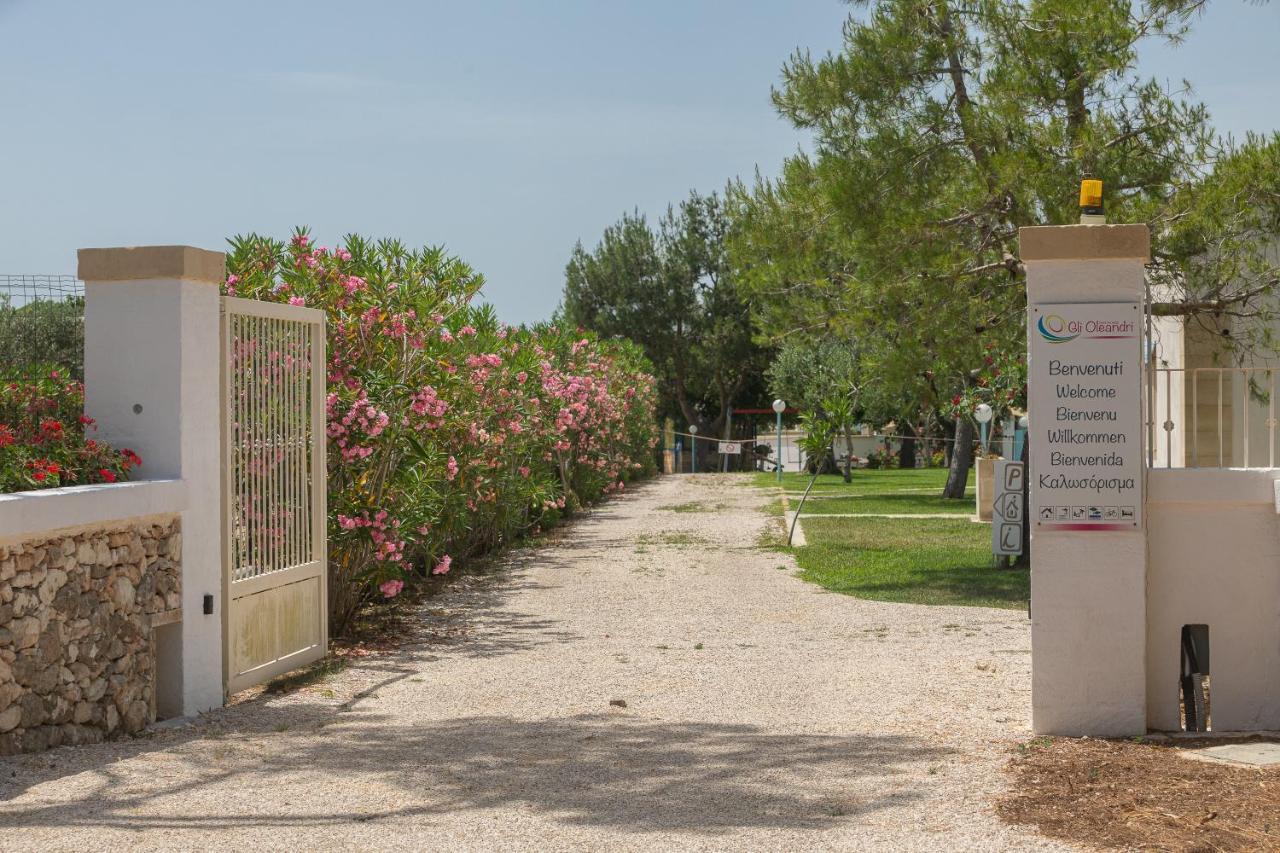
561, 191, 771, 440
729, 0, 1280, 494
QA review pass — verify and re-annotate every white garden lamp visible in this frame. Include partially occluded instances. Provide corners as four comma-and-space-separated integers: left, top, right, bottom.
1013, 414, 1029, 461
772, 399, 786, 482
974, 402, 993, 454
689, 424, 698, 473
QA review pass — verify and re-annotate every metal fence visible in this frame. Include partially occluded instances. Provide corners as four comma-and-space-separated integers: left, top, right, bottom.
1147, 366, 1279, 469
0, 275, 84, 378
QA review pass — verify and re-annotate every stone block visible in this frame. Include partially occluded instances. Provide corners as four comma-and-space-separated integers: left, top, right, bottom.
11, 617, 39, 650
0, 705, 20, 733
18, 693, 44, 728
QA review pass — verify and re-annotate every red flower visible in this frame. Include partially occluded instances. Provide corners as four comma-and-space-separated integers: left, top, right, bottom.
99, 468, 117, 483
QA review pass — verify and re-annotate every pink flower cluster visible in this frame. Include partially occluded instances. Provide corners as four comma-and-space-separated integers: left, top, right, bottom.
327, 392, 390, 461
337, 510, 406, 563
407, 385, 449, 429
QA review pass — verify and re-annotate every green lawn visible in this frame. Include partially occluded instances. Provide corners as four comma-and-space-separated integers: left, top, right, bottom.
793, 516, 1028, 609
760, 467, 1028, 610
798, 492, 975, 516
754, 467, 969, 495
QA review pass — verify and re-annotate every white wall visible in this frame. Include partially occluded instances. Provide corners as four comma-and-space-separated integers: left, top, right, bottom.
1025, 247, 1150, 737
84, 264, 225, 716
0, 480, 186, 545
1147, 468, 1280, 731
773, 430, 891, 473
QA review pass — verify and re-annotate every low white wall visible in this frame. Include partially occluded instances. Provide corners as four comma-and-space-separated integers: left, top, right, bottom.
775, 431, 891, 473
0, 480, 187, 545
1146, 468, 1280, 731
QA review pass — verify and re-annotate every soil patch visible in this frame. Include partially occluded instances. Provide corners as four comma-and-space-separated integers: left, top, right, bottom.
998, 736, 1280, 850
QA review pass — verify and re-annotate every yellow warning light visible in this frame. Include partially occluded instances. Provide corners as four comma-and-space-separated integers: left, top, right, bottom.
1079, 178, 1103, 210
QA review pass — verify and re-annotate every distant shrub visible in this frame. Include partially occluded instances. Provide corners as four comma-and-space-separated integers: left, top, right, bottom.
0, 296, 84, 379
0, 368, 140, 493
865, 447, 898, 469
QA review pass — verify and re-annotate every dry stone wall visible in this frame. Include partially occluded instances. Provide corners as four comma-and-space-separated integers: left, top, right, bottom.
0, 517, 181, 754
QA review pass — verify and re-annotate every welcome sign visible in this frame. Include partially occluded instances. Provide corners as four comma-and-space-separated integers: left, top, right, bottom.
1029, 302, 1143, 530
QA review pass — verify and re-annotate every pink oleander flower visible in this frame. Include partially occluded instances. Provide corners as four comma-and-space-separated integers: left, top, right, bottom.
380, 579, 404, 598
433, 555, 452, 575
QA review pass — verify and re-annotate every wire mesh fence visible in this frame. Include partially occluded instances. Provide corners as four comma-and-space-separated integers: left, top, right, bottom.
0, 275, 85, 379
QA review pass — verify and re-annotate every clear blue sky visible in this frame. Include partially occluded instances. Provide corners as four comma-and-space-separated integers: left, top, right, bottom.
1, 1, 1276, 324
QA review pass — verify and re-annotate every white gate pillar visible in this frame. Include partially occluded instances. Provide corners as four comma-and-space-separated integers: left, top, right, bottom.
1021, 225, 1151, 736
79, 246, 226, 717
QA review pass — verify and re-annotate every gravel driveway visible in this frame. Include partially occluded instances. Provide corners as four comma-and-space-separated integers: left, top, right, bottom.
0, 475, 1067, 851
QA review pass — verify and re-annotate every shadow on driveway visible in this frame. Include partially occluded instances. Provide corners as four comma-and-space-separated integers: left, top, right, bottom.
0, 708, 953, 836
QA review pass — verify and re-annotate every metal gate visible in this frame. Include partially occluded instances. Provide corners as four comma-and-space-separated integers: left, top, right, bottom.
221, 296, 327, 694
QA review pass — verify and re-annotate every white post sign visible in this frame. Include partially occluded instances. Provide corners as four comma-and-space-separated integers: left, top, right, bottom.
992, 460, 1025, 556
719, 441, 741, 455
1030, 302, 1143, 530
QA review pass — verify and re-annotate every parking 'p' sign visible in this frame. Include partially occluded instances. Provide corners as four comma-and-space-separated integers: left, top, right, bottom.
992, 460, 1025, 557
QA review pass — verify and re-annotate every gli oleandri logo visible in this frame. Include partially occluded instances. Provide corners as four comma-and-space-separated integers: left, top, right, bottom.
1037, 313, 1078, 344
1037, 312, 1136, 344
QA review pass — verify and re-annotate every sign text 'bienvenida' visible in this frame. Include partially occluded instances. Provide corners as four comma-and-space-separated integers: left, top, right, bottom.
1029, 302, 1142, 530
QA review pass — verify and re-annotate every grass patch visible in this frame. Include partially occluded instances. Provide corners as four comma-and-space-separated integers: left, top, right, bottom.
656, 501, 717, 513
798, 492, 975, 516
263, 655, 348, 694
635, 531, 711, 547
756, 514, 791, 551
755, 467, 966, 495
793, 515, 1027, 610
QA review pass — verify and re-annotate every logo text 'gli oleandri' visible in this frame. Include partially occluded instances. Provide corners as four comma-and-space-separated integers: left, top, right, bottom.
1037, 314, 1136, 344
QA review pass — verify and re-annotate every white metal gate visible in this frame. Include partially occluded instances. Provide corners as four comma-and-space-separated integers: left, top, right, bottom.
221, 296, 327, 694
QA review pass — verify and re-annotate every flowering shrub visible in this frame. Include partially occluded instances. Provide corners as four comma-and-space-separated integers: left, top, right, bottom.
0, 369, 140, 493
865, 447, 897, 470
227, 230, 659, 630
945, 341, 1028, 422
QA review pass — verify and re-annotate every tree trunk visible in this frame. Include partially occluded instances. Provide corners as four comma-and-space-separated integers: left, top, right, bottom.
943, 418, 975, 499
899, 421, 918, 470
840, 424, 855, 482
